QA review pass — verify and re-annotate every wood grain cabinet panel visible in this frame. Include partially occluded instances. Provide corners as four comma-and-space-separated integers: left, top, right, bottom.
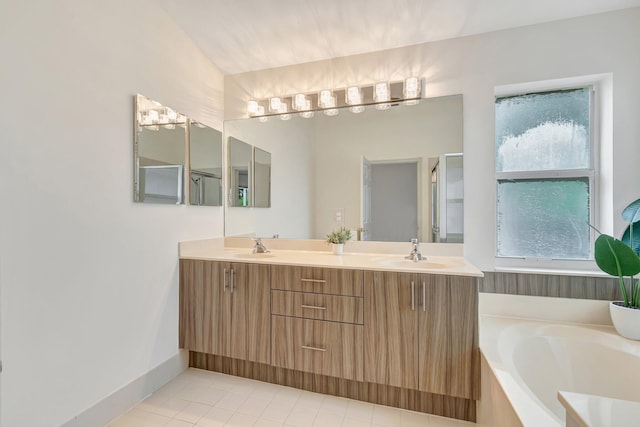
271, 290, 364, 324
179, 259, 228, 355
179, 260, 271, 364
271, 315, 364, 381
271, 265, 363, 297
364, 271, 479, 400
418, 274, 479, 399
363, 271, 418, 389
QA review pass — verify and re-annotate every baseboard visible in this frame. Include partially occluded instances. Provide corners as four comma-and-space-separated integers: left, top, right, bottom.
61, 350, 189, 427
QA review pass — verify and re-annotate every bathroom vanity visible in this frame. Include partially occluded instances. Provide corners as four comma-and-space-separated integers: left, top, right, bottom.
179, 243, 482, 422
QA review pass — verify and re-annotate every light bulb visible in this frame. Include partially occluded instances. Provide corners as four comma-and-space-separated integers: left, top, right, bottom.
292, 94, 309, 111
319, 90, 336, 108
247, 100, 259, 116
349, 106, 365, 114
324, 108, 339, 116
269, 97, 282, 113
403, 77, 421, 98
374, 82, 390, 103
300, 111, 315, 119
346, 86, 362, 105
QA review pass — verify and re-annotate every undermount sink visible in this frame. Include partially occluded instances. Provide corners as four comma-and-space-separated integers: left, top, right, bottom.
375, 258, 456, 269
229, 252, 276, 259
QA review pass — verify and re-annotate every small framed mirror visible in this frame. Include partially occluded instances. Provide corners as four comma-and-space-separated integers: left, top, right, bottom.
228, 137, 252, 207
253, 147, 271, 208
189, 122, 223, 206
134, 94, 187, 204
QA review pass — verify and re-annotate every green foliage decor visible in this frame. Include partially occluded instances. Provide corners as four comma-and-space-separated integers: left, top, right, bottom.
326, 227, 353, 245
594, 198, 640, 308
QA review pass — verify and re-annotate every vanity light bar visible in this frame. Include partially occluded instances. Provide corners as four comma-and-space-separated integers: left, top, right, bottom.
247, 78, 422, 119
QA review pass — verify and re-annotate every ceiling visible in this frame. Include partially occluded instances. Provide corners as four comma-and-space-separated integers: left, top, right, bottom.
157, 0, 640, 75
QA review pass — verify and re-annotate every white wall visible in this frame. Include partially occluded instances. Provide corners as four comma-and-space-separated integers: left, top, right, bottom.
224, 8, 640, 270
0, 1, 225, 426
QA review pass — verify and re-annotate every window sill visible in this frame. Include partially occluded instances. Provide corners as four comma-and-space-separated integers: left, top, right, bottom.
493, 257, 608, 278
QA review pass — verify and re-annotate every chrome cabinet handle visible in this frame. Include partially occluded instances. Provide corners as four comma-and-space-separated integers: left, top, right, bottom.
230, 269, 235, 294
411, 281, 415, 311
301, 278, 326, 283
223, 268, 228, 292
301, 345, 327, 352
422, 281, 426, 312
301, 304, 326, 310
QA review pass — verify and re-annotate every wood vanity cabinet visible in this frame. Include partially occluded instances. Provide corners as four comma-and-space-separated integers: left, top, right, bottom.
364, 271, 479, 399
179, 259, 270, 364
271, 265, 364, 381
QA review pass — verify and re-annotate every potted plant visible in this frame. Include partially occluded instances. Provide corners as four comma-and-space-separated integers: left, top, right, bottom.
593, 198, 640, 340
326, 227, 353, 255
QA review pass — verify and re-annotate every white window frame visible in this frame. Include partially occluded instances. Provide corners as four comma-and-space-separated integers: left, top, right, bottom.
494, 79, 602, 273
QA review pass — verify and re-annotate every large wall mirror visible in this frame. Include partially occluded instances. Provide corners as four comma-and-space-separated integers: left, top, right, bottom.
134, 94, 223, 206
224, 94, 463, 243
190, 123, 223, 206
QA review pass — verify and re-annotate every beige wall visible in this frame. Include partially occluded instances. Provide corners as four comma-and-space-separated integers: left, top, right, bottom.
224, 8, 640, 269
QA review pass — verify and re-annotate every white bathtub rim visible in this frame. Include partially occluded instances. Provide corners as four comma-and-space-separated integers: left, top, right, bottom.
480, 315, 640, 427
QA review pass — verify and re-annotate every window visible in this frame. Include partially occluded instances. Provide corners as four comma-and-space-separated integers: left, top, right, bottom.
495, 87, 595, 260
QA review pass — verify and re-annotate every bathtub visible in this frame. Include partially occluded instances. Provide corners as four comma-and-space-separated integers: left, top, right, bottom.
480, 315, 640, 426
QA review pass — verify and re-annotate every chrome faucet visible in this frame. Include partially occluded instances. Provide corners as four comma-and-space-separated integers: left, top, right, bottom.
252, 238, 270, 254
405, 238, 425, 262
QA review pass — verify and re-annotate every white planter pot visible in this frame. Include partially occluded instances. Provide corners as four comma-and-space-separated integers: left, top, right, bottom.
332, 243, 344, 255
610, 301, 640, 340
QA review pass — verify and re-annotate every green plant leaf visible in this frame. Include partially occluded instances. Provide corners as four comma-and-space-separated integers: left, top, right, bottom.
594, 234, 640, 277
622, 198, 640, 223
621, 222, 640, 256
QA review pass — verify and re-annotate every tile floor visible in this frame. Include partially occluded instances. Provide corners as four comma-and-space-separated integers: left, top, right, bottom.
108, 368, 474, 427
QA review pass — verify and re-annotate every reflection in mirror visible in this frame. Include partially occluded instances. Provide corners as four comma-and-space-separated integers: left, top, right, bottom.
254, 148, 271, 208
224, 95, 463, 242
190, 123, 223, 206
228, 137, 252, 207
134, 94, 187, 204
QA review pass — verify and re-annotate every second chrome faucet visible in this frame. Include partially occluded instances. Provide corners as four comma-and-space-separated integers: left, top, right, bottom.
405, 238, 426, 262
252, 238, 270, 254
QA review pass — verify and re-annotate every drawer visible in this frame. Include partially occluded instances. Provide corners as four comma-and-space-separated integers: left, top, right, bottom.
271, 265, 363, 297
271, 290, 363, 324
271, 315, 364, 381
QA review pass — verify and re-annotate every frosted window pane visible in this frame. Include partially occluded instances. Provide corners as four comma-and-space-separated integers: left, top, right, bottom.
496, 88, 590, 172
497, 179, 590, 259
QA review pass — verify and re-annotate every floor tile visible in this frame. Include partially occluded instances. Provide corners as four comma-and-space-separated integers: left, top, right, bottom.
284, 406, 318, 427
175, 402, 213, 424
166, 419, 196, 427
312, 410, 344, 427
371, 405, 402, 426
108, 408, 172, 427
254, 420, 283, 427
108, 369, 475, 427
400, 409, 431, 427
224, 413, 259, 426
344, 400, 374, 423
138, 395, 190, 418
196, 406, 235, 427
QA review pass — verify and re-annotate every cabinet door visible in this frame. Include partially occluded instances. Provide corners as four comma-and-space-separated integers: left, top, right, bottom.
179, 259, 228, 355
272, 315, 364, 381
418, 274, 479, 399
363, 271, 418, 389
229, 263, 271, 364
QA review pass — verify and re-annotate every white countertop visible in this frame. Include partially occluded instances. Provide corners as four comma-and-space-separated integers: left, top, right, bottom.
179, 239, 483, 277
